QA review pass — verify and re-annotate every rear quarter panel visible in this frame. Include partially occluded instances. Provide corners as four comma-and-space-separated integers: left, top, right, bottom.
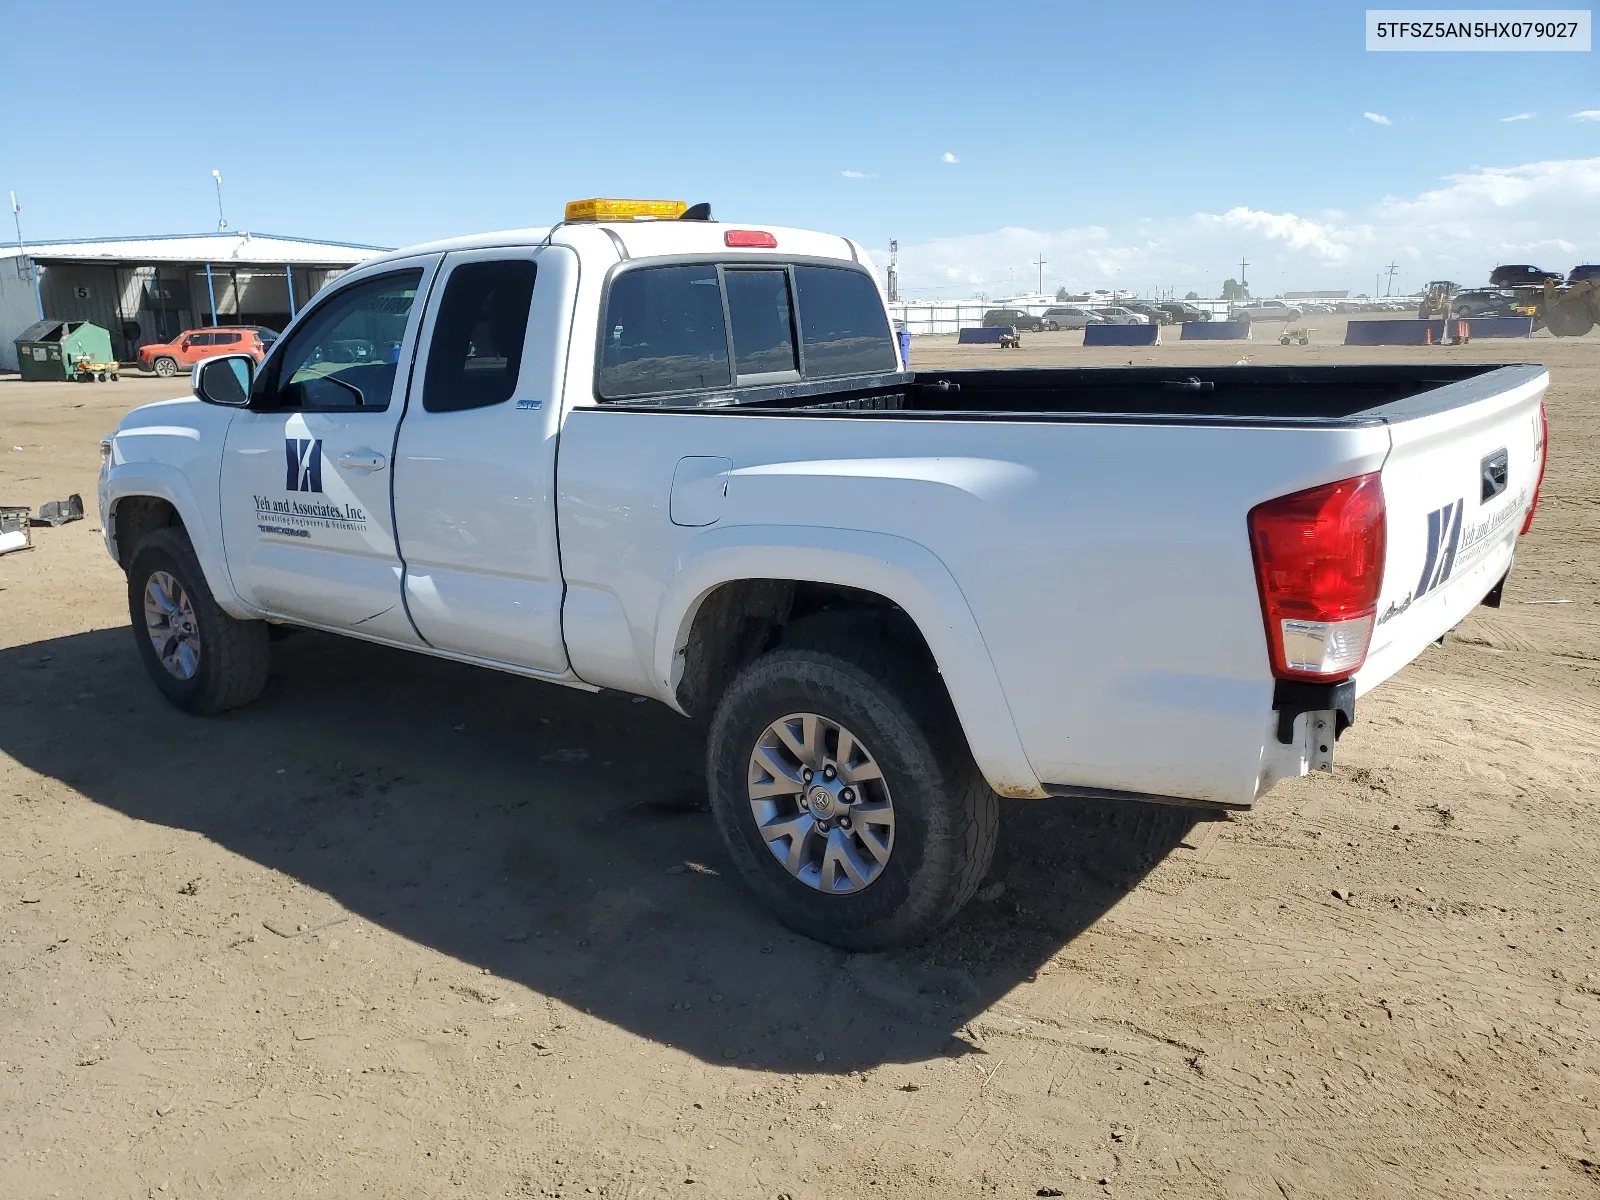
557, 409, 1392, 806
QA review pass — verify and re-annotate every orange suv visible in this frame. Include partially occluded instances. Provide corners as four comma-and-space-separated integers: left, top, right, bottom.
139, 326, 276, 377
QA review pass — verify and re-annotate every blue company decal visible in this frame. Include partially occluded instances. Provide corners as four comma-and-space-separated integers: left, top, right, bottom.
285, 438, 323, 493
1416, 498, 1464, 599
516, 398, 543, 411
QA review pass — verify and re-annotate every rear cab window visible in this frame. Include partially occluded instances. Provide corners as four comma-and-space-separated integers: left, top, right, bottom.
597, 259, 897, 403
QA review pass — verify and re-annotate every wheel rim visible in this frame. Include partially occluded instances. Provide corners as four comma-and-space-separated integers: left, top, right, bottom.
143, 570, 201, 680
155, 358, 175, 377
747, 712, 896, 894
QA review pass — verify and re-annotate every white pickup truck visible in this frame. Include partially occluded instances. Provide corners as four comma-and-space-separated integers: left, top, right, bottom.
99, 199, 1550, 949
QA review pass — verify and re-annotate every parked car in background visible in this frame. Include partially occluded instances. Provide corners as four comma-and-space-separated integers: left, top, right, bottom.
1040, 305, 1104, 330
1230, 300, 1303, 323
1091, 306, 1150, 325
1451, 289, 1518, 319
1489, 264, 1562, 288
1566, 264, 1600, 284
1120, 302, 1173, 325
138, 327, 271, 378
1155, 302, 1209, 323
982, 308, 1049, 332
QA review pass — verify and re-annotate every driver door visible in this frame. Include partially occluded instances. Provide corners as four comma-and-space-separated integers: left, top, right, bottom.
218, 257, 439, 643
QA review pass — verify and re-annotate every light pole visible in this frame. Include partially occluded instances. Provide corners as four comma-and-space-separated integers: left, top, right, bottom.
212, 169, 228, 232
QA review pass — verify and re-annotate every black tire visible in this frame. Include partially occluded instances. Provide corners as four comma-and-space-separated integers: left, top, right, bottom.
152, 356, 178, 378
126, 527, 270, 715
707, 633, 999, 950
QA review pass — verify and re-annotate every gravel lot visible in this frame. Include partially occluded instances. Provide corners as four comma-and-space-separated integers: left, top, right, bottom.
3, 320, 1598, 1198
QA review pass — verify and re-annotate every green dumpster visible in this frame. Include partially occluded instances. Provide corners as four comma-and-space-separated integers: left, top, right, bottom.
14, 320, 115, 382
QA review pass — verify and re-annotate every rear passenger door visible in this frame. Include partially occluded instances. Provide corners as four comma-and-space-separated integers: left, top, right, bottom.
392, 245, 573, 673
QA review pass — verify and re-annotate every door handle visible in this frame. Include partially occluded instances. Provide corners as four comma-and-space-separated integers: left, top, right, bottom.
337, 449, 387, 472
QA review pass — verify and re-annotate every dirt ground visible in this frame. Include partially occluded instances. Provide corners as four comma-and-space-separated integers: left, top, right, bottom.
2, 318, 1598, 1200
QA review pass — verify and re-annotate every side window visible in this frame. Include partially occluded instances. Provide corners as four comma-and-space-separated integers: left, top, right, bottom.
724, 268, 797, 381
189, 333, 213, 347
423, 259, 536, 413
216, 331, 242, 345
598, 265, 731, 400
267, 270, 423, 411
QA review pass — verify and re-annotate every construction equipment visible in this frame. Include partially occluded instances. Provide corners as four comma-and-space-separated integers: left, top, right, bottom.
71, 357, 119, 382
1416, 281, 1459, 320
1277, 327, 1313, 345
1539, 278, 1600, 337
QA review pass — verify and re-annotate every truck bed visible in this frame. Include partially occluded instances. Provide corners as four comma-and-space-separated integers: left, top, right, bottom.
715, 363, 1543, 426
901, 363, 1543, 423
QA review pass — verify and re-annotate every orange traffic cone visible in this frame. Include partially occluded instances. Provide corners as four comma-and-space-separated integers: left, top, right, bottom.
1424, 327, 1432, 345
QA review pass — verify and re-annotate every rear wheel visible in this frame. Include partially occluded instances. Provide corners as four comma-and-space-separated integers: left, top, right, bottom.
152, 356, 178, 378
127, 528, 270, 714
708, 635, 999, 950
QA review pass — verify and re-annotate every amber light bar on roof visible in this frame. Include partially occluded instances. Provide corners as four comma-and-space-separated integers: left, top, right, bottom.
564, 198, 687, 222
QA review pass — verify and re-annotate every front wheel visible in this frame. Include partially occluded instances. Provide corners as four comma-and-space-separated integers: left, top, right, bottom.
708, 640, 999, 950
152, 356, 178, 378
127, 528, 270, 714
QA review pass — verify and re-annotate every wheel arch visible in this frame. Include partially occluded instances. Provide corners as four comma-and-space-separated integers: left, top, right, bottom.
655, 524, 1045, 798
104, 466, 248, 617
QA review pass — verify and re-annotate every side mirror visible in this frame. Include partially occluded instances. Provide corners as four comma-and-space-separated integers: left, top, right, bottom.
193, 353, 255, 407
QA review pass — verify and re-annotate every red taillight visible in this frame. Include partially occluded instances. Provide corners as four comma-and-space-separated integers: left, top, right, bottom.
1249, 472, 1387, 682
1520, 401, 1548, 536
724, 229, 777, 248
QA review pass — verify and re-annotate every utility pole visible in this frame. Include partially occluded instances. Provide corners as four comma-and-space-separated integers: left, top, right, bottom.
8, 191, 28, 283
1033, 253, 1047, 296
1238, 255, 1250, 294
212, 169, 228, 232
1383, 259, 1399, 297
886, 239, 899, 303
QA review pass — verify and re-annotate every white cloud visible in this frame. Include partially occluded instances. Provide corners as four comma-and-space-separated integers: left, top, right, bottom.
1571, 110, 1600, 121
840, 170, 872, 179
942, 152, 960, 164
879, 157, 1600, 298
1500, 112, 1536, 122
1363, 112, 1392, 126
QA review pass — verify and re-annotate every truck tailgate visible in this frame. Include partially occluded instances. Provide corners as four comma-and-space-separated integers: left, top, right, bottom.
1359, 365, 1548, 693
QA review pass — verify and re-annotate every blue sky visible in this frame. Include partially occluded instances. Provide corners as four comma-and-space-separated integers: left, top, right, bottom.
3, 0, 1596, 296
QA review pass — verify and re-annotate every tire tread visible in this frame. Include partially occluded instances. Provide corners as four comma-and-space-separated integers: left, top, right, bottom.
708, 623, 999, 949
128, 527, 269, 715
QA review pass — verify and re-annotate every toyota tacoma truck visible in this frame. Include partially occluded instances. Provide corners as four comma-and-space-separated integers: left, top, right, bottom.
99, 198, 1550, 949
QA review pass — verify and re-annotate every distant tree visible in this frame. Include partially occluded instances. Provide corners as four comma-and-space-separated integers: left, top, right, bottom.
1184, 291, 1200, 301
1221, 278, 1251, 301
974, 291, 989, 303
1055, 286, 1070, 301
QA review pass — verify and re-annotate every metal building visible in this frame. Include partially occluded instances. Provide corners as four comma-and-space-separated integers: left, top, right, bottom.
0, 231, 388, 372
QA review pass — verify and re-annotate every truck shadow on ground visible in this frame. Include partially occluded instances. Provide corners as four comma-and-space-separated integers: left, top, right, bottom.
1, 626, 1206, 1073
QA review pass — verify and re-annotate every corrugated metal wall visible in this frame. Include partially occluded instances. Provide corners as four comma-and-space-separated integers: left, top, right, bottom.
22, 259, 354, 362
0, 259, 43, 373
